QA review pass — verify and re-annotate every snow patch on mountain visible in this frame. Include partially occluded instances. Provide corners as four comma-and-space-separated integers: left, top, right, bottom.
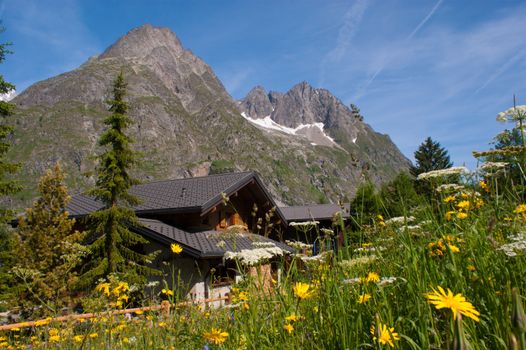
241, 112, 337, 147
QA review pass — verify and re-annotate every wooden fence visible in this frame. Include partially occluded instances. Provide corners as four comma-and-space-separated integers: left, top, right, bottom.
0, 296, 230, 332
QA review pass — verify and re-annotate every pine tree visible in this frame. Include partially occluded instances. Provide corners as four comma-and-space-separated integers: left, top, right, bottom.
15, 163, 85, 312
0, 27, 22, 309
80, 72, 158, 287
410, 137, 452, 177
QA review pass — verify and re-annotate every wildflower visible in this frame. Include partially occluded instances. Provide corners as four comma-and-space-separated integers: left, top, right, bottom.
467, 265, 476, 271
293, 282, 314, 300
456, 212, 468, 219
162, 288, 174, 296
370, 323, 400, 348
479, 180, 489, 192
365, 272, 380, 283
285, 314, 299, 322
448, 244, 460, 253
496, 105, 526, 123
203, 328, 229, 345
444, 195, 456, 203
89, 333, 98, 338
425, 286, 480, 321
113, 281, 129, 296
171, 243, 183, 254
445, 211, 456, 221
283, 323, 294, 334
417, 166, 469, 180
514, 204, 526, 214
456, 200, 470, 210
49, 335, 61, 343
96, 282, 111, 297
358, 293, 372, 304
158, 322, 167, 328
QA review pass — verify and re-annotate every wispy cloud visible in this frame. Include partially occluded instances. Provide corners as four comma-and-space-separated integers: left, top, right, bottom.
407, 0, 443, 40
318, 0, 369, 86
355, 0, 444, 99
474, 48, 526, 95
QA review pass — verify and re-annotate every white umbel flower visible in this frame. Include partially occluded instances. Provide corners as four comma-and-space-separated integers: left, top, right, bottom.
417, 166, 469, 180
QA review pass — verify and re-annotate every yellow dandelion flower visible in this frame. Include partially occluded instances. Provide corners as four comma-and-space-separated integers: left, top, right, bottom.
358, 293, 372, 304
135, 310, 144, 315
89, 333, 98, 339
444, 195, 456, 203
203, 328, 229, 345
293, 282, 314, 300
162, 288, 174, 296
73, 335, 83, 343
445, 211, 456, 221
48, 328, 59, 337
283, 323, 294, 334
171, 243, 183, 254
514, 204, 526, 214
49, 335, 61, 343
370, 323, 400, 348
158, 322, 167, 328
448, 244, 460, 253
425, 286, 480, 322
365, 272, 380, 283
96, 282, 111, 297
456, 212, 468, 219
457, 200, 470, 210
479, 180, 489, 192
285, 314, 299, 322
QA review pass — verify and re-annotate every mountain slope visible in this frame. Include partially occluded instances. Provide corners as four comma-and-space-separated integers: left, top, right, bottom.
9, 24, 410, 206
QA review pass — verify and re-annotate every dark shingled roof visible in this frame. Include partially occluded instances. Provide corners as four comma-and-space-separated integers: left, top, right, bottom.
280, 203, 350, 222
67, 171, 270, 217
135, 218, 292, 258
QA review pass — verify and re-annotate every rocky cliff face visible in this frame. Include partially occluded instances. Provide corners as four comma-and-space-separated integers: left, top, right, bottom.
9, 24, 410, 206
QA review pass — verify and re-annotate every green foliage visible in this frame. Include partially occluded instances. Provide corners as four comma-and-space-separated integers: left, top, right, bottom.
0, 224, 18, 310
350, 181, 382, 228
81, 72, 159, 287
379, 172, 421, 217
411, 137, 453, 196
0, 28, 22, 310
411, 136, 452, 176
0, 28, 21, 222
14, 162, 85, 314
209, 159, 235, 174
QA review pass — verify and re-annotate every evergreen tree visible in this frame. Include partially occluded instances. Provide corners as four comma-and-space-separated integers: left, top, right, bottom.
0, 27, 21, 309
80, 72, 158, 287
380, 172, 421, 217
410, 137, 453, 177
15, 163, 85, 312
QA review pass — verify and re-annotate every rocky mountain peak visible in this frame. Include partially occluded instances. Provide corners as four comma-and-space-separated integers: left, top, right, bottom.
239, 85, 273, 119
99, 24, 184, 60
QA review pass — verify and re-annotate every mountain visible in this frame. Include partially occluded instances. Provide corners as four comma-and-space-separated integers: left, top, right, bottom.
9, 24, 410, 206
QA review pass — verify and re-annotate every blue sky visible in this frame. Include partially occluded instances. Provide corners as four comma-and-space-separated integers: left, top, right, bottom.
1, 0, 526, 169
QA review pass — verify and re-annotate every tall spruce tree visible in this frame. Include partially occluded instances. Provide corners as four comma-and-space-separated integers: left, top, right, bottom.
80, 72, 158, 287
0, 27, 22, 308
410, 137, 452, 177
15, 163, 85, 312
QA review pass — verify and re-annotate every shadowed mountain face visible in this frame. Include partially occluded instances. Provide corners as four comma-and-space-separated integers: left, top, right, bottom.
9, 24, 410, 206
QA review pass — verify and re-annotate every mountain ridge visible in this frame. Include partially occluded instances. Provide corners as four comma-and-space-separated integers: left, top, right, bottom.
9, 24, 410, 206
